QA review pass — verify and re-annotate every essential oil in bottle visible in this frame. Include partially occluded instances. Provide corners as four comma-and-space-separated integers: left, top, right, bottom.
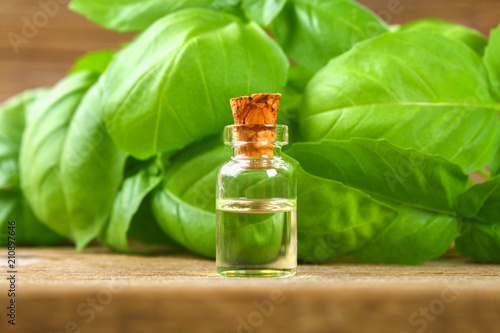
216, 94, 297, 278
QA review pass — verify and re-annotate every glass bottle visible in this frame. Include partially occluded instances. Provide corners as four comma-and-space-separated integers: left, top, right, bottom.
216, 124, 297, 277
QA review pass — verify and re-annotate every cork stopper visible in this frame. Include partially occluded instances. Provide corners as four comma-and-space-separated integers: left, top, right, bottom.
229, 93, 281, 158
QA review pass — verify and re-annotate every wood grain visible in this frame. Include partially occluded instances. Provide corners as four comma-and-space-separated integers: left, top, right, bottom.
0, 247, 499, 332
1, 0, 500, 102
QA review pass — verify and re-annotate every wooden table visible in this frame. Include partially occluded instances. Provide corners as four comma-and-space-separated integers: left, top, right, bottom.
0, 247, 499, 332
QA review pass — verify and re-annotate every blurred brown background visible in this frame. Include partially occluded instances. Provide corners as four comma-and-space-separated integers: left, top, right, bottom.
0, 0, 499, 103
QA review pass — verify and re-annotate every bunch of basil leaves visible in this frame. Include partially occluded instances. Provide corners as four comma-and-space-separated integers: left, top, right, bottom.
1, 0, 499, 264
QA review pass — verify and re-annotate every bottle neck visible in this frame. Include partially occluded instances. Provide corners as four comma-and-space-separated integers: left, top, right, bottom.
232, 144, 282, 160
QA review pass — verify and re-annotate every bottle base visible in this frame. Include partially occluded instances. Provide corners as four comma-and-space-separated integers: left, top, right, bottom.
217, 267, 296, 278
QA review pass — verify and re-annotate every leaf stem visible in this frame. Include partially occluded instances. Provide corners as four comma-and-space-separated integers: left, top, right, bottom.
476, 169, 491, 180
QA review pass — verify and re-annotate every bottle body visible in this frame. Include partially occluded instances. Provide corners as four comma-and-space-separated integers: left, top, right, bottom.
216, 125, 297, 277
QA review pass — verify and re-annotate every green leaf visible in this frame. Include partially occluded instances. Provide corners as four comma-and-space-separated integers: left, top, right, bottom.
69, 0, 242, 32
0, 89, 46, 191
292, 160, 397, 261
0, 193, 19, 245
103, 157, 172, 252
277, 65, 314, 143
59, 78, 127, 249
400, 19, 488, 56
287, 138, 468, 264
285, 64, 314, 94
152, 139, 228, 257
0, 192, 18, 228
127, 194, 180, 249
488, 118, 500, 177
20, 72, 99, 240
272, 0, 388, 71
0, 194, 63, 246
69, 50, 116, 75
354, 206, 457, 264
102, 8, 288, 159
20, 44, 120, 248
288, 139, 468, 212
456, 176, 500, 262
484, 25, 500, 100
490, 145, 500, 177
301, 31, 500, 173
278, 64, 314, 142
0, 89, 63, 246
280, 64, 313, 116
242, 0, 286, 26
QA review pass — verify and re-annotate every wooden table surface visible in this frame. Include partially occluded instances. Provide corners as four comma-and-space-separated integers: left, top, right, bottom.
0, 247, 499, 332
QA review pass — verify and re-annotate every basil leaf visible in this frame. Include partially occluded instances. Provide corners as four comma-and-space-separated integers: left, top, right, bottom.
292, 161, 397, 261
285, 64, 314, 94
354, 206, 457, 264
20, 72, 99, 239
60, 78, 127, 249
272, 0, 388, 71
287, 139, 468, 264
0, 90, 62, 246
288, 139, 468, 212
0, 195, 63, 246
1, 89, 46, 191
0, 192, 17, 230
242, 0, 286, 26
455, 176, 500, 262
279, 64, 314, 142
152, 139, 227, 257
69, 50, 116, 75
102, 8, 288, 159
490, 146, 500, 177
69, 0, 241, 32
21, 62, 126, 249
400, 19, 487, 56
484, 24, 500, 100
127, 194, 180, 249
301, 31, 500, 173
103, 157, 173, 252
